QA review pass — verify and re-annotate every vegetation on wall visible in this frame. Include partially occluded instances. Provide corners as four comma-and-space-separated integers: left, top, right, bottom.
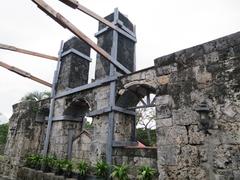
21, 91, 51, 102
0, 123, 9, 145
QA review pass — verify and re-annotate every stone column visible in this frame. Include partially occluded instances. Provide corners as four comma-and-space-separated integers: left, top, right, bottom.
48, 37, 91, 158
95, 10, 136, 79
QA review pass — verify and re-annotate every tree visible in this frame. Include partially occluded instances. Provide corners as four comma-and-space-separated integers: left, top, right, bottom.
0, 123, 9, 144
21, 91, 51, 102
136, 107, 156, 146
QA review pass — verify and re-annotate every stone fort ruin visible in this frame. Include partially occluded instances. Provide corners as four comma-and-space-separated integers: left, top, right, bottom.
1, 1, 240, 180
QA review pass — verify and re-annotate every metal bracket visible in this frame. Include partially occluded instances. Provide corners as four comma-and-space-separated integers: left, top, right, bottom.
61, 48, 92, 61
94, 20, 137, 43
55, 76, 118, 99
52, 115, 84, 122
87, 107, 112, 117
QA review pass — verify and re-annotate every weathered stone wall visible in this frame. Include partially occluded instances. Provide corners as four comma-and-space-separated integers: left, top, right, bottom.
71, 130, 92, 163
2, 19, 240, 180
0, 145, 5, 155
154, 31, 240, 179
3, 99, 49, 178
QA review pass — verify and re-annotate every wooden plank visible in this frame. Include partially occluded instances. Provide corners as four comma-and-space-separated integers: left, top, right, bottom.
59, 0, 136, 38
32, 0, 130, 74
0, 43, 58, 61
0, 60, 52, 87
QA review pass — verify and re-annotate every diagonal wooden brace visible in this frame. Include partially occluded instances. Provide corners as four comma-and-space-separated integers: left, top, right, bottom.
58, 0, 136, 38
32, 0, 130, 74
0, 43, 58, 61
0, 61, 52, 87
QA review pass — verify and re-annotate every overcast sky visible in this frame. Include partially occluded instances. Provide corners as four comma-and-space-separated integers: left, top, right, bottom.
0, 0, 240, 122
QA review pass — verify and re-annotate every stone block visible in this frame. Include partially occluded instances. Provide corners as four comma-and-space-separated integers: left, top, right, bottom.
155, 95, 175, 106
193, 66, 212, 86
156, 105, 172, 119
157, 145, 180, 165
188, 125, 205, 145
220, 102, 239, 118
214, 170, 234, 180
198, 146, 208, 163
233, 170, 240, 180
156, 117, 173, 127
204, 51, 219, 63
177, 145, 200, 168
163, 166, 189, 180
213, 145, 240, 169
188, 167, 208, 180
157, 75, 170, 85
172, 108, 198, 126
220, 132, 240, 145
157, 126, 188, 145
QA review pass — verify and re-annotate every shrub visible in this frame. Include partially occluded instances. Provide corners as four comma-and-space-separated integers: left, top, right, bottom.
77, 160, 89, 177
41, 155, 56, 172
25, 154, 42, 170
95, 160, 109, 178
63, 160, 73, 178
137, 166, 156, 180
111, 164, 129, 180
53, 159, 65, 175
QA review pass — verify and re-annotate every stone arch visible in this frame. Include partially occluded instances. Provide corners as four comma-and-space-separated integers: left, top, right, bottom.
63, 98, 91, 119
116, 82, 157, 108
115, 82, 159, 146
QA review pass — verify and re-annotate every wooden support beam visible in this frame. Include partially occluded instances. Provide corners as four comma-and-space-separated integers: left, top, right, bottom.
58, 0, 136, 38
0, 61, 52, 87
0, 43, 58, 61
32, 0, 130, 74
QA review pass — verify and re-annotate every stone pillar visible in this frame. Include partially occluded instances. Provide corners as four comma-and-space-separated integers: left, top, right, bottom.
89, 10, 136, 164
95, 11, 136, 79
56, 37, 91, 93
48, 37, 91, 158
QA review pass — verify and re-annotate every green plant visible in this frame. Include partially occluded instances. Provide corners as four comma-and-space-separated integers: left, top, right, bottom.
53, 159, 65, 175
25, 154, 42, 170
137, 166, 156, 180
77, 160, 89, 176
21, 91, 51, 102
111, 164, 129, 180
41, 155, 56, 172
95, 160, 109, 177
63, 160, 73, 178
0, 123, 8, 145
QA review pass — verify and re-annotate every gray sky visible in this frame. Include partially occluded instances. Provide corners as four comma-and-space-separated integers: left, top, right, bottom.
0, 0, 240, 122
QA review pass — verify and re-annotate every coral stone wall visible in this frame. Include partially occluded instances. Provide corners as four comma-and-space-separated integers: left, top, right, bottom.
154, 31, 240, 179
3, 99, 49, 178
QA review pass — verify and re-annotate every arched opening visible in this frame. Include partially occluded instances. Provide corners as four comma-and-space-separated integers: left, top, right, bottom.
116, 83, 157, 147
63, 98, 93, 162
63, 98, 93, 131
